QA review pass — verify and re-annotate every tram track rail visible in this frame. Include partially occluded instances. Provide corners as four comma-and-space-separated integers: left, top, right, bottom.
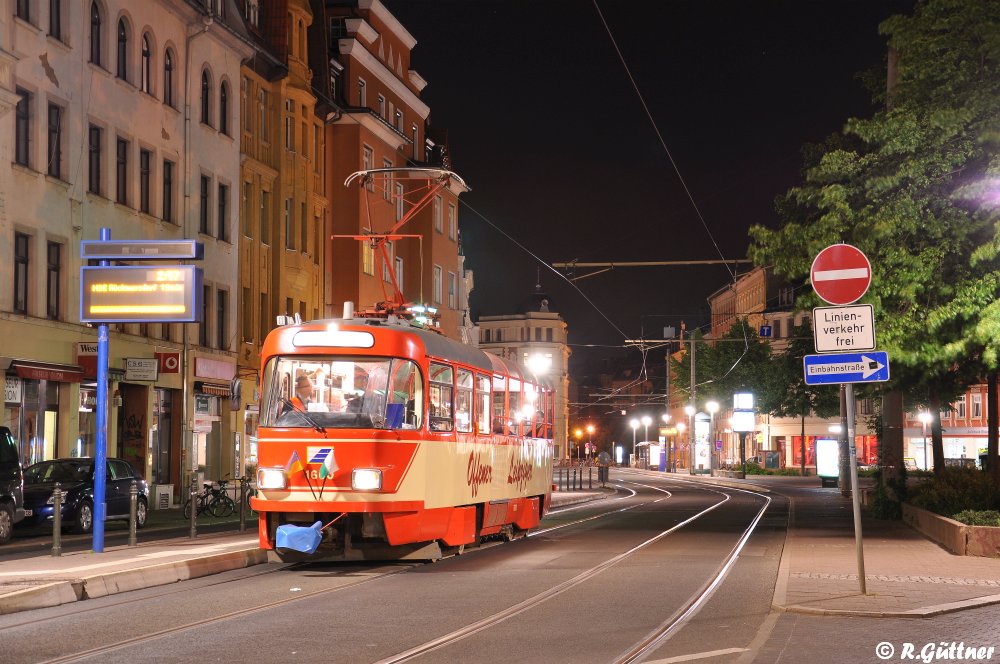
23, 474, 771, 664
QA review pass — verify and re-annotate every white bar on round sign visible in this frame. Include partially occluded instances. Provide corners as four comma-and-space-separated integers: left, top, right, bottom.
813, 268, 869, 281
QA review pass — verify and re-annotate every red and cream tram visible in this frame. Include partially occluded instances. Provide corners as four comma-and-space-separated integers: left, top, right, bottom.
252, 316, 555, 561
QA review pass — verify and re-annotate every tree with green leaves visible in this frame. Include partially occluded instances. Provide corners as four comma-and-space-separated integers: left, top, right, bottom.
749, 0, 1000, 481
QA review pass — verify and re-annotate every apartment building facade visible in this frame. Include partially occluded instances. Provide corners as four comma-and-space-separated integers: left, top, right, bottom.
1, 0, 253, 500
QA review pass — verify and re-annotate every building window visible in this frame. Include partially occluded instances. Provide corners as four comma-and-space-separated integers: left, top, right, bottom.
201, 70, 211, 124
973, 393, 983, 419
357, 78, 366, 107
482, 328, 491, 343
219, 82, 229, 135
362, 145, 374, 191
49, 0, 62, 40
448, 203, 456, 241
115, 137, 129, 205
241, 77, 250, 132
242, 287, 252, 342
140, 34, 152, 93
314, 215, 321, 265
377, 94, 385, 118
411, 123, 418, 160
88, 124, 102, 194
284, 98, 293, 150
395, 256, 404, 293
200, 286, 210, 347
246, 0, 259, 28
395, 109, 402, 132
163, 49, 174, 106
218, 183, 229, 242
448, 271, 457, 309
260, 190, 270, 244
433, 265, 442, 304
162, 159, 174, 222
300, 202, 308, 254
46, 242, 61, 320
139, 149, 151, 213
90, 2, 102, 65
362, 229, 374, 275
382, 159, 392, 201
16, 0, 30, 22
534, 328, 541, 341
955, 398, 967, 420
14, 233, 29, 315
15, 88, 30, 167
546, 328, 553, 342
47, 102, 63, 178
433, 196, 442, 233
242, 182, 252, 237
259, 293, 268, 346
217, 290, 228, 350
116, 18, 128, 80
382, 240, 393, 282
395, 182, 405, 221
284, 198, 293, 249
200, 175, 211, 234
258, 89, 267, 137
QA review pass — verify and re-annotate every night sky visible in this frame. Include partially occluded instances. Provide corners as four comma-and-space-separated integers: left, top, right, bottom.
384, 0, 916, 370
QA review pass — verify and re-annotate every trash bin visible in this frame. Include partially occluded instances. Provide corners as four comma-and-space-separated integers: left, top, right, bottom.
152, 484, 174, 510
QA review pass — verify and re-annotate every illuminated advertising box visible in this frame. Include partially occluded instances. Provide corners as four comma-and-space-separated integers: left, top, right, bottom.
816, 437, 839, 479
80, 265, 202, 323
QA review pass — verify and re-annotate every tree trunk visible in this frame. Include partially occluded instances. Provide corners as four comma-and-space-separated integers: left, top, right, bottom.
928, 391, 946, 477
800, 413, 806, 476
881, 389, 905, 483
989, 371, 999, 490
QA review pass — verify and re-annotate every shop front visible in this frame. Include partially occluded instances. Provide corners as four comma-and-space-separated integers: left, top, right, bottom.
3, 360, 84, 466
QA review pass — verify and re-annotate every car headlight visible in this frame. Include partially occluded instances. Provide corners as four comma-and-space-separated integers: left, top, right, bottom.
257, 467, 288, 490
352, 469, 382, 491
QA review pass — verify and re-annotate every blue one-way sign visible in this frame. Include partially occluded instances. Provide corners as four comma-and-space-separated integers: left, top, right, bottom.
803, 351, 890, 385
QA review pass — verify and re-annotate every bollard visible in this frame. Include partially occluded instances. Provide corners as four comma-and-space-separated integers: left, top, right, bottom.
239, 476, 247, 533
128, 480, 138, 547
588, 467, 593, 490
51, 483, 62, 557
572, 468, 577, 491
189, 476, 198, 539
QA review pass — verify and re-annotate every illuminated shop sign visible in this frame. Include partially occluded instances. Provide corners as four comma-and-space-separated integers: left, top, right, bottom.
80, 265, 203, 323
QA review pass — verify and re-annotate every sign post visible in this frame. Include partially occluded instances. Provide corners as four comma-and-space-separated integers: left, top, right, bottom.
808, 243, 878, 595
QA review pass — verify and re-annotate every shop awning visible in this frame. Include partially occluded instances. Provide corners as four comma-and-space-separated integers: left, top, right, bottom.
9, 359, 84, 383
195, 381, 231, 397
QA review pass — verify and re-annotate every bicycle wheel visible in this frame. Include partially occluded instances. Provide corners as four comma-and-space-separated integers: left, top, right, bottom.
245, 488, 257, 515
182, 498, 193, 519
210, 495, 236, 517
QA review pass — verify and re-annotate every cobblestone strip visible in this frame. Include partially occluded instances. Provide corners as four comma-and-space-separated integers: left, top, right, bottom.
791, 572, 1000, 587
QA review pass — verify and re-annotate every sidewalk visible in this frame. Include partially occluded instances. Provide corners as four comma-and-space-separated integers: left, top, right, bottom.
645, 470, 1000, 618
0, 489, 611, 616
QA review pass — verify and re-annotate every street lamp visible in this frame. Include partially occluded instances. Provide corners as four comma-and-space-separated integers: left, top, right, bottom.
918, 411, 932, 471
676, 421, 686, 471
684, 405, 695, 474
574, 428, 583, 461
662, 413, 671, 471
586, 424, 595, 461
629, 418, 639, 466
705, 400, 719, 469
641, 415, 652, 446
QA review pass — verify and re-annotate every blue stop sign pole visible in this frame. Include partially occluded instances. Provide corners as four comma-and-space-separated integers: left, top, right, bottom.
92, 227, 110, 552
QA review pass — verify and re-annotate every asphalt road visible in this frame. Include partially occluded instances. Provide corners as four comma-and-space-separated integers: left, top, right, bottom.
0, 472, 785, 664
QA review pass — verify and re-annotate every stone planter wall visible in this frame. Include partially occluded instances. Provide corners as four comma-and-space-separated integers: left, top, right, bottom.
902, 503, 1000, 557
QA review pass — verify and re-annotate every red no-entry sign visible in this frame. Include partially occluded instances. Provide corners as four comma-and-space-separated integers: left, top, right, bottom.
810, 244, 872, 305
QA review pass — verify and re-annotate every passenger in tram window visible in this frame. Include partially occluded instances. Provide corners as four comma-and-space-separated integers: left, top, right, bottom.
291, 375, 313, 410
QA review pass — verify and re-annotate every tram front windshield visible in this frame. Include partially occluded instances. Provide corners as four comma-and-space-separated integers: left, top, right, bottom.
261, 356, 423, 430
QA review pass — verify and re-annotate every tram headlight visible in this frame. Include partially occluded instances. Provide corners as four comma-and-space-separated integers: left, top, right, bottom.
257, 467, 288, 490
352, 468, 382, 491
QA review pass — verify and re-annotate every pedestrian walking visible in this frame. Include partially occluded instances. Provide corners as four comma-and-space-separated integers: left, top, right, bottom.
597, 449, 611, 487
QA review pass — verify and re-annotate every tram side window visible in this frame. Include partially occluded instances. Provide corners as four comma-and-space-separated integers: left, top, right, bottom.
388, 359, 422, 429
492, 375, 506, 434
509, 378, 522, 437
429, 362, 454, 432
545, 388, 554, 439
475, 374, 490, 435
456, 368, 473, 433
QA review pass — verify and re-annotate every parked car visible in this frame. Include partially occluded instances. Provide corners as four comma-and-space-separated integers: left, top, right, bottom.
0, 426, 25, 544
20, 457, 149, 534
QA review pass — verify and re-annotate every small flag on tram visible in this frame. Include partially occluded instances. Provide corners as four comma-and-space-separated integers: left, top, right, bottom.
320, 449, 338, 479
286, 450, 304, 476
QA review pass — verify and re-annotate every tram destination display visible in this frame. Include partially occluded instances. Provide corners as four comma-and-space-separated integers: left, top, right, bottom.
80, 265, 203, 323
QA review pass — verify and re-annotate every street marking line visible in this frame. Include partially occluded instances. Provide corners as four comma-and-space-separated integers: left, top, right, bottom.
645, 648, 748, 663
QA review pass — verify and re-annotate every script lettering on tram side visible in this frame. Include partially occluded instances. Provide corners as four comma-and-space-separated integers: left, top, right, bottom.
507, 447, 533, 491
467, 451, 493, 497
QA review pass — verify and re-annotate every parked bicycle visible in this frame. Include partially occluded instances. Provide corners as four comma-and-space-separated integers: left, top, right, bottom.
183, 478, 236, 518
236, 475, 257, 516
